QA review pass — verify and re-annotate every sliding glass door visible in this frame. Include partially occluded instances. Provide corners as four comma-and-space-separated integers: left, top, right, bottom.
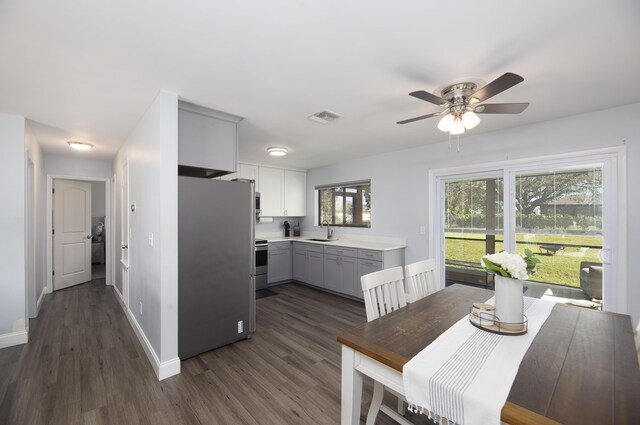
443, 174, 503, 288
433, 151, 622, 312
511, 166, 603, 308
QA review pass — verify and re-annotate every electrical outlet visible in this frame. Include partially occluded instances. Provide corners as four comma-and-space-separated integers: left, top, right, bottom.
148, 232, 154, 247
419, 226, 426, 235
139, 301, 143, 316
237, 320, 243, 334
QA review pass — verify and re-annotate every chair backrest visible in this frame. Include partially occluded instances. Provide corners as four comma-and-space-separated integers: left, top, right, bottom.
404, 259, 438, 302
361, 266, 406, 322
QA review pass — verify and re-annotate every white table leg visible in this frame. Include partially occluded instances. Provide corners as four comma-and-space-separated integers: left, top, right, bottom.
341, 345, 363, 425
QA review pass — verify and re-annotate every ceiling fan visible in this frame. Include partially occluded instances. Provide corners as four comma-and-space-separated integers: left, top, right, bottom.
397, 72, 529, 135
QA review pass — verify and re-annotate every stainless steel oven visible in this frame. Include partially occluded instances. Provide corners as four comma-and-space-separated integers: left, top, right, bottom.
255, 239, 268, 290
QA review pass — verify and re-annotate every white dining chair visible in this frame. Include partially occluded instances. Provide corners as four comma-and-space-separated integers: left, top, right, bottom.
361, 267, 412, 425
404, 259, 439, 303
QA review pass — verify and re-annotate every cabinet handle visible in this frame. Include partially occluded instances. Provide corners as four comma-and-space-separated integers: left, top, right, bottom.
337, 250, 343, 254
365, 253, 373, 257
363, 262, 374, 266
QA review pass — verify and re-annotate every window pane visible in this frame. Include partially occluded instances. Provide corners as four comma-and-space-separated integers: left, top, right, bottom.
335, 195, 344, 224
444, 176, 503, 286
345, 196, 354, 224
515, 167, 603, 308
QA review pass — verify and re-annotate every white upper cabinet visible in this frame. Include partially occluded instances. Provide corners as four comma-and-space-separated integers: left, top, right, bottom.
256, 166, 306, 217
259, 166, 285, 216
284, 170, 306, 217
178, 101, 241, 174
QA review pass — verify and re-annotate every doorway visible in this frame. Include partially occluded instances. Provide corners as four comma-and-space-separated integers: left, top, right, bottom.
46, 175, 112, 293
431, 148, 626, 313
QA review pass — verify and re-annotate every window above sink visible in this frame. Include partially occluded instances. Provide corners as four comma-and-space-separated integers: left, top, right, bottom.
317, 180, 371, 228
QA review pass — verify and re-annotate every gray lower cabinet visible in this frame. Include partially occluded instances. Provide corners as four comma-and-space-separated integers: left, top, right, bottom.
292, 242, 324, 287
323, 246, 404, 300
292, 241, 404, 300
357, 259, 383, 293
268, 242, 292, 284
324, 254, 358, 297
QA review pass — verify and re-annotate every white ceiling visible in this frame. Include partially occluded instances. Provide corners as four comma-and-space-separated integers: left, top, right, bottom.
1, 1, 639, 168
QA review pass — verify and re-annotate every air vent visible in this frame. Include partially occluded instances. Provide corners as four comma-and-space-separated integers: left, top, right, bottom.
307, 110, 341, 124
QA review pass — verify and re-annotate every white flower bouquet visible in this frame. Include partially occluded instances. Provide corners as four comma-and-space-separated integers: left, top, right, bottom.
481, 249, 540, 280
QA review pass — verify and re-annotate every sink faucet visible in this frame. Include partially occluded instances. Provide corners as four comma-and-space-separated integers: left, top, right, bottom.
321, 220, 333, 239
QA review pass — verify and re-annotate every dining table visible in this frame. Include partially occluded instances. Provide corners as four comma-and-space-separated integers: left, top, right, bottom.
337, 284, 640, 425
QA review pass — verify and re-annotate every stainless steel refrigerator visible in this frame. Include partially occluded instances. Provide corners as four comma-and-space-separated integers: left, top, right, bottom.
178, 176, 255, 359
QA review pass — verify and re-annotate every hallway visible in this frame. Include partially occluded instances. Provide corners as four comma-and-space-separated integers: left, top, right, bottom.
0, 279, 178, 424
0, 281, 424, 425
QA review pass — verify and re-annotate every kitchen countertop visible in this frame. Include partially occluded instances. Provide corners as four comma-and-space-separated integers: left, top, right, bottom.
264, 237, 406, 251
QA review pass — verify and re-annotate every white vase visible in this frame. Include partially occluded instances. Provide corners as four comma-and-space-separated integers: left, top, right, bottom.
494, 275, 524, 331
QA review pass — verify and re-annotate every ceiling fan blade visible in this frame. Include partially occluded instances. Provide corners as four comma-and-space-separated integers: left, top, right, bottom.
397, 112, 440, 124
470, 73, 524, 103
409, 90, 448, 106
475, 103, 529, 114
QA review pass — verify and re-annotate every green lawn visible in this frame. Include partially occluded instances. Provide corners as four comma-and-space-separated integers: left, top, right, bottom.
445, 232, 603, 287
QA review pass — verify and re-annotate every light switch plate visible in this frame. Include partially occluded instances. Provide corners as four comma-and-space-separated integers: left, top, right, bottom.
148, 232, 154, 247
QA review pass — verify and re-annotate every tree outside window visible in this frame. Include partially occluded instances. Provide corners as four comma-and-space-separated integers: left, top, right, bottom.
318, 182, 371, 227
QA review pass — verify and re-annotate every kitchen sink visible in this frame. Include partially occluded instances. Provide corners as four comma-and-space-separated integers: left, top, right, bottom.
308, 238, 335, 242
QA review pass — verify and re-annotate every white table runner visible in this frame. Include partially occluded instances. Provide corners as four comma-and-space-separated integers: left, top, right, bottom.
402, 296, 555, 425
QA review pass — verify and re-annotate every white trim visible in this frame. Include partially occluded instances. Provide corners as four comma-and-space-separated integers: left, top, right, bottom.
112, 288, 181, 380
110, 174, 117, 286
429, 146, 627, 313
36, 287, 45, 315
25, 153, 36, 318
0, 330, 28, 349
114, 283, 124, 301
46, 174, 112, 293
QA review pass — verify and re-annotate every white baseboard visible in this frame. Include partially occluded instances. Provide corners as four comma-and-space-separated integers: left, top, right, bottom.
114, 284, 123, 301
111, 290, 180, 381
0, 330, 28, 349
158, 357, 181, 380
36, 288, 46, 315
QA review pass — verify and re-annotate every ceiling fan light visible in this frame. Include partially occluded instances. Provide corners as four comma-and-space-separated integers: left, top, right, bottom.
437, 114, 455, 132
450, 119, 465, 135
462, 110, 480, 129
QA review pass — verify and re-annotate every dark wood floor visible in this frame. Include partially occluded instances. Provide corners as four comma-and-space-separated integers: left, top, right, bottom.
0, 280, 430, 424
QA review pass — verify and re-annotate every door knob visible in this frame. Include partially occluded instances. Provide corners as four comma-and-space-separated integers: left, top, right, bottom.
121, 244, 129, 249
86, 235, 92, 239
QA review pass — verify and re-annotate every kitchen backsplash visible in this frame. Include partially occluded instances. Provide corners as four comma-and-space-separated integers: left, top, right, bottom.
256, 217, 305, 235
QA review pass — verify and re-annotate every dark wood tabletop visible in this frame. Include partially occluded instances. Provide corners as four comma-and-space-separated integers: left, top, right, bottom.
337, 284, 640, 425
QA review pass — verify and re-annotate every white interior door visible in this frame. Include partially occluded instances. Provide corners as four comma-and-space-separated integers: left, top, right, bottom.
53, 179, 92, 290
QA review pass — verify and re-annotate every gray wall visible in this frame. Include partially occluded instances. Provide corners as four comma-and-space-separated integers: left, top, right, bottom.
113, 90, 179, 373
0, 113, 26, 339
25, 121, 46, 318
45, 154, 113, 179
91, 181, 106, 217
304, 103, 640, 323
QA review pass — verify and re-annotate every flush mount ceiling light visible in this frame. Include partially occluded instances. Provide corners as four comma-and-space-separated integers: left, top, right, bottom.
397, 72, 530, 138
267, 147, 288, 157
67, 141, 94, 151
